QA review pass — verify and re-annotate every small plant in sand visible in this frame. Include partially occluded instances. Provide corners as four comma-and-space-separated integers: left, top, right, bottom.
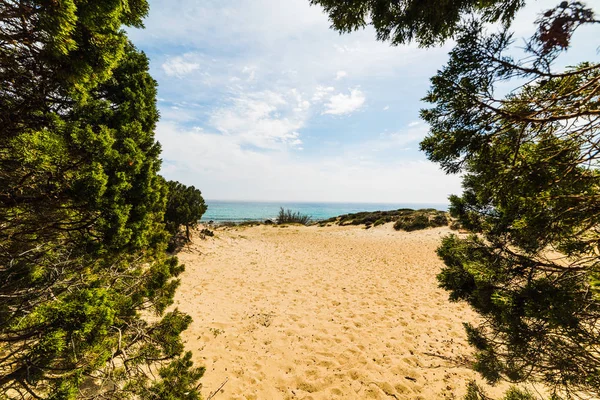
276, 207, 311, 225
208, 328, 224, 338
200, 228, 214, 237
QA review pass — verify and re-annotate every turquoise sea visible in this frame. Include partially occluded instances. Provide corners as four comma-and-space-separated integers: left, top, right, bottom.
201, 200, 449, 223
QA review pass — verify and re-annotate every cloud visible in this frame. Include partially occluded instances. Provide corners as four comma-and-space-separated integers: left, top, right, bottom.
209, 90, 306, 150
162, 56, 200, 77
322, 88, 366, 115
126, 0, 489, 203
383, 105, 390, 111
335, 70, 348, 80
156, 121, 461, 203
312, 86, 335, 102
242, 65, 257, 81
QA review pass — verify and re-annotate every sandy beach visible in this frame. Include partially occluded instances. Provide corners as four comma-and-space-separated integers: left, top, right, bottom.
174, 223, 505, 399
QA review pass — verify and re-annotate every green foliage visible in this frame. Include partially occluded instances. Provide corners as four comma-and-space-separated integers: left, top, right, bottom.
373, 218, 386, 227
276, 208, 312, 225
322, 208, 449, 230
0, 2, 202, 398
164, 181, 207, 243
200, 228, 215, 237
419, 3, 600, 398
393, 211, 448, 231
308, 0, 525, 47
135, 352, 205, 400
1, 0, 149, 135
465, 381, 537, 400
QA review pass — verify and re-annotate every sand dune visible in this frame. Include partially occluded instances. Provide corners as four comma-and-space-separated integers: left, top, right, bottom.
174, 223, 506, 399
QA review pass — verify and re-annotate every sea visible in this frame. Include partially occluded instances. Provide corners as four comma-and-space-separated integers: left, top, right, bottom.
201, 200, 449, 223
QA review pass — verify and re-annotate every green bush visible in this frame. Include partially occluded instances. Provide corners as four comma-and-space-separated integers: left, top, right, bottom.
450, 220, 462, 230
277, 208, 311, 225
464, 381, 536, 400
165, 180, 207, 242
394, 214, 430, 231
430, 213, 449, 227
324, 209, 449, 230
200, 228, 214, 237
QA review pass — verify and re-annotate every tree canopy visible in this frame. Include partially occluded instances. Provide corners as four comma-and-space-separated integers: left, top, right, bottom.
309, 0, 525, 46
420, 3, 600, 396
1, 1, 203, 398
165, 181, 207, 243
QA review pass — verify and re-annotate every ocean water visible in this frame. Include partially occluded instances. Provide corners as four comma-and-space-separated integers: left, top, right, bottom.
201, 200, 449, 222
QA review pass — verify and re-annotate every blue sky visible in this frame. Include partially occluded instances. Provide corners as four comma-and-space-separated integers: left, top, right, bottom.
128, 0, 599, 203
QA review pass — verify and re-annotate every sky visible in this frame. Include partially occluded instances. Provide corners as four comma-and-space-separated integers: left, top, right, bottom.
127, 0, 599, 204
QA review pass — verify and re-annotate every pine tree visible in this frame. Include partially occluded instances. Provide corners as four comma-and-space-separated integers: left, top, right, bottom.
164, 181, 207, 244
420, 4, 600, 396
1, 2, 203, 398
309, 0, 525, 46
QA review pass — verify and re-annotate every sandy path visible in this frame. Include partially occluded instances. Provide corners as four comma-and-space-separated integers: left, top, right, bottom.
174, 224, 503, 399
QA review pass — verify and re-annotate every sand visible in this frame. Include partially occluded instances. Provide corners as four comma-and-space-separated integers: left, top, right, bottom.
174, 223, 506, 399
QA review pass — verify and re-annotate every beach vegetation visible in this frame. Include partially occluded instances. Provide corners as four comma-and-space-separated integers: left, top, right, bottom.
212, 220, 266, 229
393, 212, 448, 231
465, 382, 536, 400
373, 219, 386, 227
238, 220, 261, 227
218, 221, 239, 228
0, 1, 203, 398
393, 214, 429, 231
165, 180, 207, 243
324, 209, 449, 230
314, 0, 600, 398
276, 208, 312, 225
200, 228, 215, 238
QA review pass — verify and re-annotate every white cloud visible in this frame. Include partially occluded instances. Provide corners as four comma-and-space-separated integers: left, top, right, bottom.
322, 88, 366, 115
162, 56, 200, 77
312, 86, 335, 102
156, 121, 461, 203
242, 65, 257, 81
335, 70, 348, 80
122, 0, 598, 204
209, 90, 305, 150
127, 0, 486, 202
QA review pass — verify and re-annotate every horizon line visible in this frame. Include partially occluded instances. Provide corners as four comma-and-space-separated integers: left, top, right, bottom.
204, 198, 450, 205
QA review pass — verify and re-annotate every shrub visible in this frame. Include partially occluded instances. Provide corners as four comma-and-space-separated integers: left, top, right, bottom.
394, 214, 430, 231
327, 208, 450, 230
200, 228, 214, 237
429, 213, 449, 227
374, 219, 386, 227
238, 220, 260, 227
276, 207, 311, 225
219, 221, 238, 228
449, 220, 462, 230
165, 180, 207, 242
